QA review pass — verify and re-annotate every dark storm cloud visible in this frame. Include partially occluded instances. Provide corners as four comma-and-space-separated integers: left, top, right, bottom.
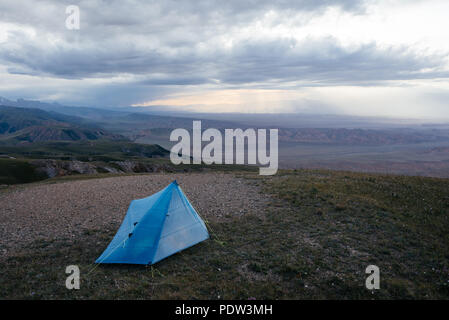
218, 38, 449, 85
2, 29, 445, 86
0, 0, 370, 78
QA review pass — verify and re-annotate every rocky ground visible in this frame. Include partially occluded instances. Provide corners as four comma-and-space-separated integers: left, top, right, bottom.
0, 173, 268, 259
30, 159, 175, 178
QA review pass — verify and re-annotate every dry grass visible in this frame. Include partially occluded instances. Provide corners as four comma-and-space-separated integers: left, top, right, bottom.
0, 169, 448, 299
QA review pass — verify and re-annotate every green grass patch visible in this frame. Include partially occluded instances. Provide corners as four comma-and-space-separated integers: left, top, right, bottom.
0, 158, 47, 184
0, 140, 169, 161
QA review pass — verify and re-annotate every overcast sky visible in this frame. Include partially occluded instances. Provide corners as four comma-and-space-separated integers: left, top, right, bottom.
1, 0, 449, 119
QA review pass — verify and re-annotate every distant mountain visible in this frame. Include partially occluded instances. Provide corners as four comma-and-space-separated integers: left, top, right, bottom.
0, 96, 63, 109
0, 97, 237, 131
0, 105, 85, 133
0, 96, 128, 120
3, 126, 125, 143
2, 96, 448, 147
0, 105, 125, 143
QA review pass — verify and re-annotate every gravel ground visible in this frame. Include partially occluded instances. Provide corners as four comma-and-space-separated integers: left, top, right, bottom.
0, 173, 268, 258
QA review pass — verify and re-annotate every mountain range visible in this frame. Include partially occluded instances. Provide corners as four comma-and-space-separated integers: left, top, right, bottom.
0, 105, 125, 144
2, 96, 449, 178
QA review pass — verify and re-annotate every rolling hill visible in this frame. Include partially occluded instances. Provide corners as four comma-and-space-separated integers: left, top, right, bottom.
0, 105, 174, 184
0, 105, 125, 143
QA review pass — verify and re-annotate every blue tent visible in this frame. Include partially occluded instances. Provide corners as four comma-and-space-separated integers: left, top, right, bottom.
95, 180, 209, 265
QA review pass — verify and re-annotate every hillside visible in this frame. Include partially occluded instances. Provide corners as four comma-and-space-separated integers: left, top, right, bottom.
0, 105, 175, 185
0, 105, 124, 143
0, 140, 168, 160
0, 140, 173, 184
0, 170, 447, 299
0, 105, 86, 133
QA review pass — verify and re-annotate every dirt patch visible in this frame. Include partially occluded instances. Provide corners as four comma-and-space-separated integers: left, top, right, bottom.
0, 173, 269, 258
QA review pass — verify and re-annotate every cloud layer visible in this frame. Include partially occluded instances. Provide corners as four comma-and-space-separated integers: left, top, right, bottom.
0, 0, 449, 118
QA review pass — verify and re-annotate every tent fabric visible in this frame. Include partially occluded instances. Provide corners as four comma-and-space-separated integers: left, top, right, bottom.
95, 180, 209, 265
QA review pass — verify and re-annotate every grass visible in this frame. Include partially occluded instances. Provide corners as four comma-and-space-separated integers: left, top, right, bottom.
257, 169, 449, 298
0, 169, 448, 299
0, 158, 47, 185
0, 140, 169, 161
